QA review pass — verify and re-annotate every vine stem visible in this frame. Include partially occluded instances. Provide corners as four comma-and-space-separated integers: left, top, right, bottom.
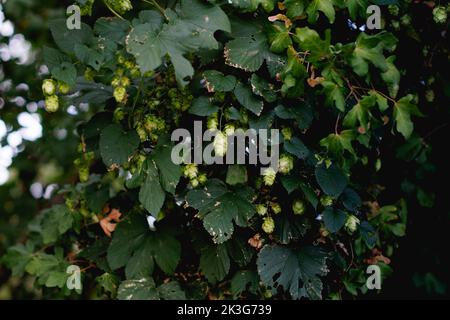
102, 0, 125, 20
129, 78, 144, 129
335, 113, 341, 135
142, 0, 170, 22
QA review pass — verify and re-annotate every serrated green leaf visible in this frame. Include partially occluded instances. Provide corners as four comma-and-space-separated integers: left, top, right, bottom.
199, 244, 230, 283
99, 124, 140, 166
203, 70, 236, 92
306, 0, 335, 23
322, 80, 346, 112
151, 138, 182, 195
186, 179, 255, 243
322, 207, 347, 233
94, 17, 130, 43
320, 130, 356, 158
231, 270, 259, 299
139, 160, 166, 217
107, 214, 181, 277
158, 281, 186, 300
49, 19, 94, 54
250, 74, 277, 103
126, 0, 230, 86
189, 96, 219, 116
234, 82, 264, 116
118, 277, 159, 300
394, 95, 422, 139
41, 205, 74, 244
284, 136, 310, 159
315, 163, 348, 197
257, 245, 328, 299
225, 19, 275, 72
226, 165, 248, 185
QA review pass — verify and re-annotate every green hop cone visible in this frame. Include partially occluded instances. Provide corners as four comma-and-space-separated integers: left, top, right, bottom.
425, 90, 435, 103
292, 199, 306, 215
262, 167, 277, 186
207, 113, 219, 130
433, 6, 448, 24
270, 202, 281, 215
42, 79, 56, 96
80, 0, 95, 15
388, 5, 399, 16
105, 0, 132, 15
58, 82, 70, 95
197, 173, 207, 185
281, 127, 293, 141
256, 204, 268, 216
190, 178, 199, 188
345, 215, 360, 234
114, 107, 125, 122
84, 68, 95, 81
113, 86, 127, 103
135, 123, 148, 142
213, 131, 228, 157
320, 195, 334, 207
262, 217, 275, 234
45, 95, 59, 112
278, 154, 294, 174
400, 14, 411, 26
78, 167, 89, 183
184, 164, 198, 179
224, 124, 235, 136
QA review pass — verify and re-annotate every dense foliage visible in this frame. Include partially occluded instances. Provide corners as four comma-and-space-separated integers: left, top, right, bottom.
1, 0, 449, 299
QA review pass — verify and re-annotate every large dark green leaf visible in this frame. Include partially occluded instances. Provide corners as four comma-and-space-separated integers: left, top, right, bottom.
257, 245, 328, 299
99, 124, 140, 166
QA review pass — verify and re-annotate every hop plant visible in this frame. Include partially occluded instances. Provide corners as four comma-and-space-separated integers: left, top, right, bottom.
207, 113, 219, 130
183, 163, 198, 179
388, 5, 399, 16
400, 14, 412, 26
292, 199, 306, 215
45, 95, 59, 112
190, 178, 199, 188
197, 173, 207, 185
213, 131, 228, 157
281, 127, 293, 141
58, 82, 70, 95
256, 204, 268, 216
42, 79, 56, 96
224, 123, 236, 136
262, 217, 275, 234
345, 215, 360, 234
270, 202, 282, 215
105, 0, 133, 15
113, 86, 127, 103
278, 154, 294, 174
320, 195, 334, 207
433, 6, 448, 24
262, 167, 277, 186
114, 107, 125, 122
84, 68, 95, 81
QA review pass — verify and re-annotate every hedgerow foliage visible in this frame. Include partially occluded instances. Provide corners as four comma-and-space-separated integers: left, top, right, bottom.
2, 0, 448, 299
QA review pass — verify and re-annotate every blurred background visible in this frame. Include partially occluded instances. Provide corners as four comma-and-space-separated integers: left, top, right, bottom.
0, 0, 449, 299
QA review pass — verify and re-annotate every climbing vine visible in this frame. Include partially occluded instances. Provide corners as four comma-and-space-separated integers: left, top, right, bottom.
2, 0, 449, 299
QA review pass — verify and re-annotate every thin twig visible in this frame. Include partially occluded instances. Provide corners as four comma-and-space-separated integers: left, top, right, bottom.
142, 0, 170, 21
103, 0, 125, 20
